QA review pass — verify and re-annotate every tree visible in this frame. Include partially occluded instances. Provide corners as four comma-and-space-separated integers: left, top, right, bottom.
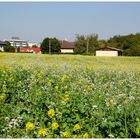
40, 37, 61, 54
74, 35, 86, 54
51, 38, 61, 53
4, 41, 15, 52
74, 34, 99, 54
40, 38, 49, 54
98, 40, 107, 48
107, 33, 140, 56
86, 34, 98, 54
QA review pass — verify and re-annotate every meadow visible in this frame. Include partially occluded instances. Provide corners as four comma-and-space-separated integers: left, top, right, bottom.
0, 53, 140, 138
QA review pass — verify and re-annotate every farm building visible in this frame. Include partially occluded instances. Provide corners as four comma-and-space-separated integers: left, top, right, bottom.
19, 47, 41, 54
96, 47, 123, 56
0, 41, 6, 52
60, 40, 75, 53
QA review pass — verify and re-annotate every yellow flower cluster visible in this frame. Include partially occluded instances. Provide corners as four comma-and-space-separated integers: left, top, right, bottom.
48, 79, 52, 86
109, 99, 113, 104
61, 74, 67, 82
61, 94, 69, 102
52, 122, 59, 129
72, 135, 78, 138
87, 85, 93, 91
0, 93, 6, 100
38, 128, 47, 137
106, 99, 114, 107
73, 124, 80, 131
37, 73, 42, 79
83, 132, 89, 138
62, 131, 70, 138
26, 122, 35, 131
48, 109, 55, 118
36, 90, 41, 96
136, 127, 140, 136
55, 86, 59, 91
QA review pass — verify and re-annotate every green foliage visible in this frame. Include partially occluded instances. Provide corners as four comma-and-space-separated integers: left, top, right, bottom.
40, 38, 49, 54
40, 37, 61, 54
107, 33, 140, 56
98, 40, 107, 48
74, 34, 99, 54
74, 35, 86, 54
87, 34, 99, 54
0, 53, 140, 138
4, 41, 15, 52
51, 38, 61, 53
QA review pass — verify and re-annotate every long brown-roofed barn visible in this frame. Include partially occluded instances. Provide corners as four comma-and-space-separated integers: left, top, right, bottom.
96, 46, 123, 56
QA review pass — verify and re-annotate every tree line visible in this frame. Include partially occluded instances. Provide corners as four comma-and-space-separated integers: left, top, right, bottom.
2, 33, 140, 56
73, 33, 140, 56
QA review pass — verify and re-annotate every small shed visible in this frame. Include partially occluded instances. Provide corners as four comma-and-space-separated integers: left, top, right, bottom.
96, 47, 123, 56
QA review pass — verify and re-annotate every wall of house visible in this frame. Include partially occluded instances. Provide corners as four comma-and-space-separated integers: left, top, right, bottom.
96, 51, 118, 56
61, 49, 74, 53
0, 46, 4, 52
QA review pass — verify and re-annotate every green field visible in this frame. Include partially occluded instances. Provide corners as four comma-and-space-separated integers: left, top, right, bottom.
0, 53, 140, 138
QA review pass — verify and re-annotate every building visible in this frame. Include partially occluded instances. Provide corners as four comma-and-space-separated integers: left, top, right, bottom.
4, 37, 28, 48
60, 40, 75, 53
19, 47, 41, 54
0, 41, 6, 52
28, 42, 38, 48
96, 46, 123, 56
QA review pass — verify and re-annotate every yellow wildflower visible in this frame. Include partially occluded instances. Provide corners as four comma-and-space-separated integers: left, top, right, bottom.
52, 122, 59, 129
63, 131, 70, 138
36, 91, 41, 96
87, 85, 92, 91
61, 74, 67, 82
37, 73, 42, 79
63, 94, 69, 102
48, 79, 52, 86
107, 99, 114, 106
0, 93, 6, 100
48, 109, 55, 118
72, 135, 78, 138
109, 99, 113, 106
55, 86, 59, 91
83, 132, 89, 138
38, 128, 47, 137
26, 122, 35, 130
73, 124, 80, 131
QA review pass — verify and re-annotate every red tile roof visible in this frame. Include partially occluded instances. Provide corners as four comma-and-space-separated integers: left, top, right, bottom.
20, 47, 40, 53
61, 40, 75, 49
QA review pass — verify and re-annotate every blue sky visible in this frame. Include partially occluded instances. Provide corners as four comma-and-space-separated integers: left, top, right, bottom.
0, 2, 140, 43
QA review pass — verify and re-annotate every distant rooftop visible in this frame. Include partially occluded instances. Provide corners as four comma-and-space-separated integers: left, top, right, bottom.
98, 46, 123, 52
11, 37, 20, 40
5, 37, 27, 42
0, 40, 6, 45
61, 40, 75, 49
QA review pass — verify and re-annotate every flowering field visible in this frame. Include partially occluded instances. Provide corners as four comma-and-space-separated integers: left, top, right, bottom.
0, 53, 140, 138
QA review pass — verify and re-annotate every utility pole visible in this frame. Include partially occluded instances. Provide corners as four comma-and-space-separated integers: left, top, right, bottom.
49, 40, 51, 54
86, 38, 89, 54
